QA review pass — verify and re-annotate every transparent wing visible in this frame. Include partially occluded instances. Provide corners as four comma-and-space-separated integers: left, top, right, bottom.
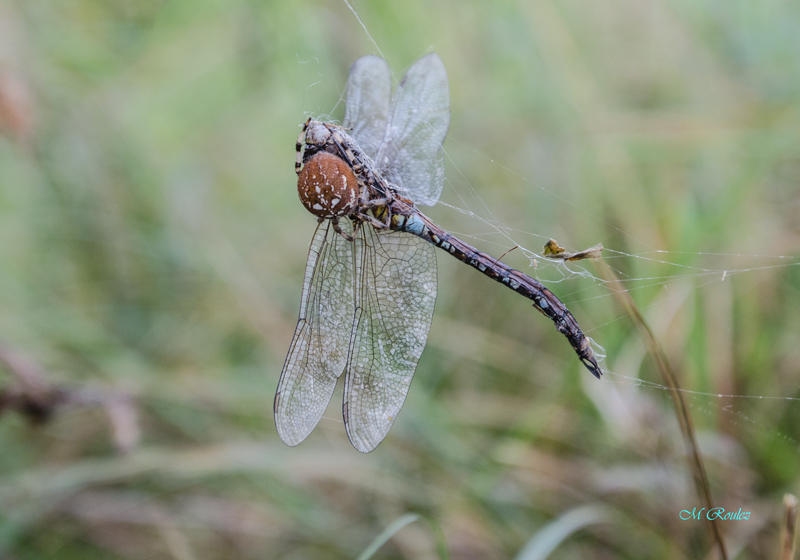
376, 53, 450, 207
343, 55, 392, 159
343, 228, 438, 453
274, 221, 354, 446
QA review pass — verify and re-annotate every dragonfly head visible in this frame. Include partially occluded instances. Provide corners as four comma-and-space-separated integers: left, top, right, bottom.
297, 152, 359, 219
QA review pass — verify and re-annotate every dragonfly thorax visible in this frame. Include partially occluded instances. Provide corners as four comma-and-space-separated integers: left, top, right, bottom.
297, 152, 359, 219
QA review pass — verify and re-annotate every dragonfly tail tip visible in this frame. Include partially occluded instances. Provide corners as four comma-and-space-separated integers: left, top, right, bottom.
582, 357, 602, 379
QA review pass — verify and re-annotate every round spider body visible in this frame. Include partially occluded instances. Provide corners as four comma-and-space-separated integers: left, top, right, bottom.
297, 152, 359, 218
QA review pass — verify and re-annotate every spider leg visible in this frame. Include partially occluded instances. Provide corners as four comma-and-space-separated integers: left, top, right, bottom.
363, 197, 391, 208
295, 118, 311, 175
359, 212, 390, 230
332, 217, 360, 241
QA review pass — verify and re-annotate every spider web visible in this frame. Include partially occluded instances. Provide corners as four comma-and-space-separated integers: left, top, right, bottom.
428, 143, 800, 447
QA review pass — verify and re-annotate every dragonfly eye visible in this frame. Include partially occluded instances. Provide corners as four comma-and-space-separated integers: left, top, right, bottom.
297, 152, 359, 218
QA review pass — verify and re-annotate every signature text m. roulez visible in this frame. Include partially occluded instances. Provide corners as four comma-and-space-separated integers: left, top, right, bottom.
680, 507, 750, 520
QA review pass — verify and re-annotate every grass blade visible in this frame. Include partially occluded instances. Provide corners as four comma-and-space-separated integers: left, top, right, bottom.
514, 505, 611, 560
595, 258, 728, 560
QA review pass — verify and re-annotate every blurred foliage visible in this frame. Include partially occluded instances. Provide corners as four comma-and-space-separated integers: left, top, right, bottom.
1, 0, 799, 558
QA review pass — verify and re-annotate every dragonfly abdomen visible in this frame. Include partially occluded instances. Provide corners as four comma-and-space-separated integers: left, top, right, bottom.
389, 203, 601, 378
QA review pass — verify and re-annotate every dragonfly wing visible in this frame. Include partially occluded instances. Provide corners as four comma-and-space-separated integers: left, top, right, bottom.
275, 221, 354, 446
343, 55, 392, 159
376, 53, 450, 207
343, 228, 438, 453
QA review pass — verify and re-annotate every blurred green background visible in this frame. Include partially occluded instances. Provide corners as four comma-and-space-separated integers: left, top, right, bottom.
1, 0, 799, 558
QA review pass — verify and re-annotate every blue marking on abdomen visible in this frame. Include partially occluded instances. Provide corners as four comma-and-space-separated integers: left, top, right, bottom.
402, 214, 427, 236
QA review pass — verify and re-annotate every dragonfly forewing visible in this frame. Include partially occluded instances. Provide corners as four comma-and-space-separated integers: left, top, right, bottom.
375, 53, 450, 207
343, 228, 438, 453
343, 55, 392, 159
275, 222, 355, 446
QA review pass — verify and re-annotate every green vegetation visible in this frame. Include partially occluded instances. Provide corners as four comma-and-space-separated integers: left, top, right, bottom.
1, 0, 799, 558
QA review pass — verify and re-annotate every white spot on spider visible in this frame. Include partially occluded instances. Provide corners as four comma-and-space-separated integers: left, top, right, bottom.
312, 203, 323, 211
331, 198, 340, 206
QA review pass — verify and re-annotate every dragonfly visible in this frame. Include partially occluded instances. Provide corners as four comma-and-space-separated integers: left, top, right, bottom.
275, 53, 601, 453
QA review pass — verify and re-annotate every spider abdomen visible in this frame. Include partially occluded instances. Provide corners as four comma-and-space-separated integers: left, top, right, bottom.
297, 152, 359, 219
